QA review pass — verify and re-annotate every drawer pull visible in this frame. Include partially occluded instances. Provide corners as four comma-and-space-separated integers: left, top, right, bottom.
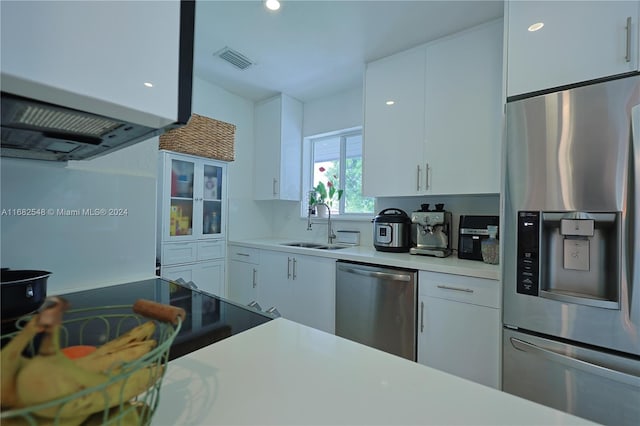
236, 252, 250, 257
437, 284, 473, 293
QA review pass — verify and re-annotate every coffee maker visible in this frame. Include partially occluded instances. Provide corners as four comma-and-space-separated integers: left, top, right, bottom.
410, 204, 452, 258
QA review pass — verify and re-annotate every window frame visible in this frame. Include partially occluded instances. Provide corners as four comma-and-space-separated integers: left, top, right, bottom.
302, 127, 374, 219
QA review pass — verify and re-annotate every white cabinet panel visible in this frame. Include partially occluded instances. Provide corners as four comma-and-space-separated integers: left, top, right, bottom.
197, 240, 226, 261
227, 245, 260, 307
424, 20, 503, 195
363, 20, 503, 197
257, 250, 335, 334
162, 260, 225, 297
507, 1, 640, 97
1, 1, 182, 123
254, 94, 303, 201
363, 47, 426, 197
162, 242, 197, 265
417, 271, 501, 389
418, 295, 500, 389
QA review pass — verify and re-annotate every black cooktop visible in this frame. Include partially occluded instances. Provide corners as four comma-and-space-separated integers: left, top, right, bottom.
60, 278, 274, 360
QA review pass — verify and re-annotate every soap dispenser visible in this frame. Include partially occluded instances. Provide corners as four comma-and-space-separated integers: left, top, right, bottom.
481, 225, 499, 264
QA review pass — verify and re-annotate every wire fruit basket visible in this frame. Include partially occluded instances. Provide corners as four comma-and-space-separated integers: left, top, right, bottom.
0, 299, 184, 425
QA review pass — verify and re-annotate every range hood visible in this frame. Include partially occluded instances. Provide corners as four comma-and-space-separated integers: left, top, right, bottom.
0, 0, 195, 162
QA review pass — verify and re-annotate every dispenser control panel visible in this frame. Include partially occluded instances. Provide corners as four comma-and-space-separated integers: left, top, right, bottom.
517, 211, 539, 295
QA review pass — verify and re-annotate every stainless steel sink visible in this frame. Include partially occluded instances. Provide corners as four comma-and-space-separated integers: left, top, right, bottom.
281, 242, 350, 250
282, 242, 326, 248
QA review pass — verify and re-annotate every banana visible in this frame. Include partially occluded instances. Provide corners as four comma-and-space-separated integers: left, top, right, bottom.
90, 321, 156, 357
73, 340, 157, 374
0, 316, 43, 409
80, 401, 148, 426
0, 413, 89, 426
15, 317, 165, 419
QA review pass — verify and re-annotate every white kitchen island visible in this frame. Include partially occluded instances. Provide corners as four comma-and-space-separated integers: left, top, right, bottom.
153, 318, 595, 425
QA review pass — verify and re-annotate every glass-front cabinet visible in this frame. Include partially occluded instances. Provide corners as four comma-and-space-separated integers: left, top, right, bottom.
157, 150, 227, 297
161, 152, 226, 241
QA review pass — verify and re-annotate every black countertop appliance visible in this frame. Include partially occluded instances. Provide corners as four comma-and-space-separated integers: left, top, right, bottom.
373, 208, 412, 253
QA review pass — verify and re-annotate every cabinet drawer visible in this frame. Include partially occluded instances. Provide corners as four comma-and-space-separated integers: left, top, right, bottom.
229, 246, 260, 264
197, 240, 226, 261
419, 271, 500, 308
162, 242, 197, 265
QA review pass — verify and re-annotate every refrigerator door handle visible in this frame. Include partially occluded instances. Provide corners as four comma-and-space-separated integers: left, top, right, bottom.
340, 267, 412, 282
510, 337, 640, 387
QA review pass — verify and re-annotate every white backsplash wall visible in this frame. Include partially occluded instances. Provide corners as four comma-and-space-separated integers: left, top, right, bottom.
0, 138, 159, 293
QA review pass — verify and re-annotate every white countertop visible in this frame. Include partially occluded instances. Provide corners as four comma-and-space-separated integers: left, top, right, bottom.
229, 238, 500, 280
153, 318, 594, 426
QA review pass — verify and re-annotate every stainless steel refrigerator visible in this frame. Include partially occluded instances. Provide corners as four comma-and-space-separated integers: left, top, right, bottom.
502, 74, 640, 426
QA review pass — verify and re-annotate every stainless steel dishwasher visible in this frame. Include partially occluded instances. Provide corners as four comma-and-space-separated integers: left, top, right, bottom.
335, 261, 417, 361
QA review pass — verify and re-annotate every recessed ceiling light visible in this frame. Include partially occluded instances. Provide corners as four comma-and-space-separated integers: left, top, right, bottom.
528, 22, 544, 32
265, 0, 280, 11
144, 82, 154, 88
386, 100, 395, 106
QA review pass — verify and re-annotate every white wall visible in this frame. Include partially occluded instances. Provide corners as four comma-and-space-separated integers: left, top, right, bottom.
191, 77, 273, 241
0, 138, 159, 294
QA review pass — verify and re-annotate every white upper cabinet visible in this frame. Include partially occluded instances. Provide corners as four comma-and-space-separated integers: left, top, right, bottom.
363, 47, 427, 197
0, 1, 185, 126
424, 20, 503, 195
506, 1, 640, 97
363, 20, 503, 197
254, 94, 303, 201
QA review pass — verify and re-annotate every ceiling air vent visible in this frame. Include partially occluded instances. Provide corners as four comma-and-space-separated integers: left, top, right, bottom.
215, 47, 253, 70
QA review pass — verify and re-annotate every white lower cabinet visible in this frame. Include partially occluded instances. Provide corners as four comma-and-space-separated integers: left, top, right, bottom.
227, 245, 260, 307
162, 259, 225, 296
227, 247, 335, 334
417, 271, 501, 389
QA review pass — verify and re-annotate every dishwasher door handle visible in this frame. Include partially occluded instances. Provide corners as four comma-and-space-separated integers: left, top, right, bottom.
340, 267, 412, 282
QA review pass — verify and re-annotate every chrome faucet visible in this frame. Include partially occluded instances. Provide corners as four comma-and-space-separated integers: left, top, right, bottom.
306, 191, 336, 244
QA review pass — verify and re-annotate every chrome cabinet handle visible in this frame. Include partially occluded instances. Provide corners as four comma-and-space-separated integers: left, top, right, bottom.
272, 178, 278, 196
420, 301, 424, 333
252, 268, 257, 288
626, 16, 632, 63
436, 284, 474, 293
292, 258, 297, 280
510, 337, 640, 387
416, 165, 421, 191
341, 267, 412, 282
287, 257, 292, 279
425, 163, 430, 190
236, 252, 250, 257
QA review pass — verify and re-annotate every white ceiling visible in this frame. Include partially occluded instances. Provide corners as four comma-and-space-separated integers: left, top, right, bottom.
194, 0, 504, 103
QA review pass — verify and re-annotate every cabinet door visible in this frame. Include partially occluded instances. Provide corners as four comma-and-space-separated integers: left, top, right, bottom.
507, 1, 639, 97
254, 95, 302, 201
162, 260, 225, 297
417, 295, 500, 389
160, 153, 227, 243
192, 260, 225, 297
291, 255, 336, 334
200, 162, 225, 238
228, 260, 258, 307
424, 20, 503, 195
363, 47, 427, 197
257, 250, 296, 318
165, 155, 197, 240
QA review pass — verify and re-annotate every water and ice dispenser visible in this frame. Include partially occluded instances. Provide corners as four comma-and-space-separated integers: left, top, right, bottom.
516, 211, 620, 309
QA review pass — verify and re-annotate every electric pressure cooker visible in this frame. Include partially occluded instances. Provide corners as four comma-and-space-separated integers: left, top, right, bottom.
372, 208, 412, 252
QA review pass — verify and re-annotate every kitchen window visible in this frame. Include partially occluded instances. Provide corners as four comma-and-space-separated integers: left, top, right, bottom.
303, 128, 374, 216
